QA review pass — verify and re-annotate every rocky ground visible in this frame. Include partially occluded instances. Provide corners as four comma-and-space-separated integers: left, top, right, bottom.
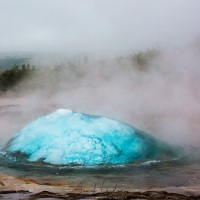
1, 173, 200, 200
1, 189, 200, 200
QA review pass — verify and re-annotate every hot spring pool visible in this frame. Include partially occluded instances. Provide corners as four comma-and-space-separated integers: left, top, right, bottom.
4, 109, 180, 166
0, 109, 200, 193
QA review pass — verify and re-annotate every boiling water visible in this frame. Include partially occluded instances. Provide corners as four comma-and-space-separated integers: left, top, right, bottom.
0, 149, 200, 191
0, 103, 200, 192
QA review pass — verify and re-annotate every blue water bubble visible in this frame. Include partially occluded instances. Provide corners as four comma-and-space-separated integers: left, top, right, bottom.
5, 109, 179, 166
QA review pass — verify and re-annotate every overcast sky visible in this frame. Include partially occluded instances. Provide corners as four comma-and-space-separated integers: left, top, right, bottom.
0, 0, 200, 57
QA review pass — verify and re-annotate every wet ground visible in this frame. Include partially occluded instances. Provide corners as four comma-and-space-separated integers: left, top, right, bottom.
1, 190, 200, 200
0, 172, 200, 200
0, 156, 200, 199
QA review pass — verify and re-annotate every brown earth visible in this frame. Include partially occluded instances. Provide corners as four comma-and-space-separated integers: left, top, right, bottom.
1, 173, 200, 199
0, 190, 200, 200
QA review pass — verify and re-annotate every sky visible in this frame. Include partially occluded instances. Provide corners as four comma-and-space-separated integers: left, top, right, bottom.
0, 0, 200, 57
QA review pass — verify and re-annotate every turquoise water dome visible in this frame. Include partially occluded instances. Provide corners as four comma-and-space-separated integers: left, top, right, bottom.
5, 109, 178, 166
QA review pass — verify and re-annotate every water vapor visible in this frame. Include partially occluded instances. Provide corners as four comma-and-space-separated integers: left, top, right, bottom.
0, 0, 200, 148
0, 44, 200, 148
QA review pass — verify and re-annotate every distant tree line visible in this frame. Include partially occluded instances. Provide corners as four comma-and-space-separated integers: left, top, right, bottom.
131, 48, 160, 71
0, 48, 161, 92
0, 64, 35, 91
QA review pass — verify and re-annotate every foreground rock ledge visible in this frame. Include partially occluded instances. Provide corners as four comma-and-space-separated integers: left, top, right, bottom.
0, 190, 200, 200
1, 173, 200, 199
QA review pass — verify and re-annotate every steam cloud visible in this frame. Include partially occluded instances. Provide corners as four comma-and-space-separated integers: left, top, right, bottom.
0, 1, 200, 147
1, 45, 200, 147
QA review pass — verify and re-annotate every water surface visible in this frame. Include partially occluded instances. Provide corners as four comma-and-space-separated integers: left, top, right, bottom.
0, 149, 200, 191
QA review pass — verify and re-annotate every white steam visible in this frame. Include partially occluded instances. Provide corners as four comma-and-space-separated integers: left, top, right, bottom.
0, 44, 200, 147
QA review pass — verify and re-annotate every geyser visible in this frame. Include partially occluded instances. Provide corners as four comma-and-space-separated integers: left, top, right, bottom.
5, 109, 179, 166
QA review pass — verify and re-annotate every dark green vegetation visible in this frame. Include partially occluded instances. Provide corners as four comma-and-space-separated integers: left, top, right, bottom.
131, 48, 160, 71
0, 64, 35, 91
0, 49, 160, 93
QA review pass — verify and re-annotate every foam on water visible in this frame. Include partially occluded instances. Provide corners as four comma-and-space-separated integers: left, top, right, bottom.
4, 109, 179, 166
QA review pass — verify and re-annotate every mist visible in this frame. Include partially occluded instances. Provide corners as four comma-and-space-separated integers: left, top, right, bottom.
0, 45, 200, 148
0, 1, 200, 148
0, 0, 200, 57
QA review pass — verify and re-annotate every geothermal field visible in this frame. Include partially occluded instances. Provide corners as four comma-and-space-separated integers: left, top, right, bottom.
0, 0, 200, 199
